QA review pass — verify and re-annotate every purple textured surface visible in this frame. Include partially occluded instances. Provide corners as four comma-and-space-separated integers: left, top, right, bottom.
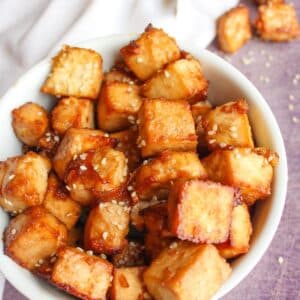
2, 0, 300, 299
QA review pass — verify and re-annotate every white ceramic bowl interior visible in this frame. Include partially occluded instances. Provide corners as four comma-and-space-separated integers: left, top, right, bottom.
0, 34, 287, 300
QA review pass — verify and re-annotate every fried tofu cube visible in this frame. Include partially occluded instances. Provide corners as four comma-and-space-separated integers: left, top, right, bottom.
217, 203, 252, 259
51, 247, 113, 300
168, 179, 235, 243
133, 151, 207, 201
202, 148, 276, 205
204, 100, 254, 150
217, 6, 252, 53
84, 202, 130, 254
255, 0, 284, 4
120, 25, 180, 80
255, 3, 300, 41
144, 242, 232, 300
51, 97, 95, 136
97, 82, 143, 132
4, 206, 67, 270
138, 99, 197, 157
0, 152, 51, 213
12, 102, 49, 146
65, 147, 128, 205
142, 58, 208, 103
41, 45, 103, 99
111, 267, 150, 300
144, 234, 174, 261
53, 128, 115, 179
43, 173, 81, 229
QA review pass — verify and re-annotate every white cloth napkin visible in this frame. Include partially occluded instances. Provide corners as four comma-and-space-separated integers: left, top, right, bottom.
0, 0, 238, 297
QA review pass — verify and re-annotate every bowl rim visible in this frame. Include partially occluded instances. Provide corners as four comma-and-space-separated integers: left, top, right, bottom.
0, 34, 288, 300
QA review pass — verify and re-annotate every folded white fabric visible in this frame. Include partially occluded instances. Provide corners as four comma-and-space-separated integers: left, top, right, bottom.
0, 0, 237, 297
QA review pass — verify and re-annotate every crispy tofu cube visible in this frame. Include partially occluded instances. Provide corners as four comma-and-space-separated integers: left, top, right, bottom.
202, 148, 276, 205
255, 0, 284, 4
144, 242, 231, 300
142, 58, 208, 103
204, 100, 254, 150
12, 102, 49, 146
120, 25, 180, 80
168, 179, 235, 243
51, 247, 113, 299
4, 206, 67, 270
111, 267, 150, 300
255, 3, 300, 41
43, 173, 81, 229
144, 234, 174, 261
217, 203, 252, 259
133, 151, 207, 201
84, 202, 130, 254
138, 99, 197, 157
97, 82, 143, 132
53, 128, 115, 179
111, 128, 141, 171
0, 152, 51, 213
41, 45, 103, 99
65, 147, 128, 205
217, 6, 252, 53
51, 97, 95, 136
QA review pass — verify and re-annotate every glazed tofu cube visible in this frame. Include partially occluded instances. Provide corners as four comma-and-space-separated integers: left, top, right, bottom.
168, 179, 235, 243
43, 173, 82, 229
255, 0, 284, 4
51, 97, 95, 136
12, 102, 49, 146
217, 203, 252, 259
120, 25, 180, 80
255, 3, 300, 41
97, 82, 143, 132
41, 45, 103, 99
84, 202, 130, 254
142, 58, 208, 103
53, 128, 115, 179
145, 234, 174, 261
217, 6, 252, 53
0, 152, 51, 213
111, 128, 141, 171
133, 151, 207, 201
51, 247, 113, 300
202, 148, 276, 205
4, 206, 67, 270
111, 267, 150, 300
144, 242, 231, 300
138, 99, 197, 157
204, 100, 254, 150
64, 147, 128, 205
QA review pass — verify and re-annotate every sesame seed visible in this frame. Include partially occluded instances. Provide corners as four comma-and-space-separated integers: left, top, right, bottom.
37, 111, 43, 116
93, 165, 99, 171
4, 199, 13, 206
127, 186, 134, 191
35, 263, 40, 267
80, 153, 87, 160
11, 228, 17, 235
102, 232, 108, 240
152, 195, 158, 201
100, 253, 107, 259
46, 132, 51, 137
292, 116, 299, 123
231, 132, 238, 138
38, 259, 44, 265
288, 104, 294, 111
169, 242, 178, 249
128, 115, 135, 124
229, 126, 237, 132
110, 275, 113, 282
140, 140, 146, 147
219, 142, 227, 148
45, 137, 51, 143
50, 256, 57, 263
117, 224, 124, 230
65, 185, 71, 191
8, 174, 15, 181
207, 130, 215, 136
65, 212, 72, 217
127, 87, 132, 93
212, 124, 218, 131
164, 70, 171, 78
278, 256, 284, 264
208, 139, 216, 144
73, 154, 78, 160
129, 81, 134, 85
119, 201, 125, 206
80, 165, 87, 171
76, 247, 84, 252
86, 250, 93, 256
112, 200, 117, 204
101, 157, 107, 165
131, 191, 137, 198
136, 57, 143, 63
104, 133, 109, 137
54, 136, 60, 142
241, 57, 252, 65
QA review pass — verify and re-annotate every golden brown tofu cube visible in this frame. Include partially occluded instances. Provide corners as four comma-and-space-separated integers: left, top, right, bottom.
217, 203, 252, 259
255, 3, 300, 41
43, 173, 81, 229
53, 128, 115, 179
133, 151, 207, 201
138, 99, 197, 157
255, 0, 284, 4
84, 202, 130, 254
202, 148, 276, 205
142, 58, 208, 103
51, 247, 113, 300
0, 152, 51, 213
111, 267, 151, 300
65, 147, 128, 205
41, 45, 103, 99
217, 6, 252, 53
12, 102, 49, 146
4, 206, 67, 270
51, 97, 95, 136
144, 242, 231, 300
168, 179, 235, 243
120, 25, 180, 80
203, 100, 254, 150
97, 82, 143, 132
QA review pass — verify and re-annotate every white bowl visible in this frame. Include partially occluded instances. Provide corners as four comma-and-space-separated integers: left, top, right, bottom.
0, 34, 287, 300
